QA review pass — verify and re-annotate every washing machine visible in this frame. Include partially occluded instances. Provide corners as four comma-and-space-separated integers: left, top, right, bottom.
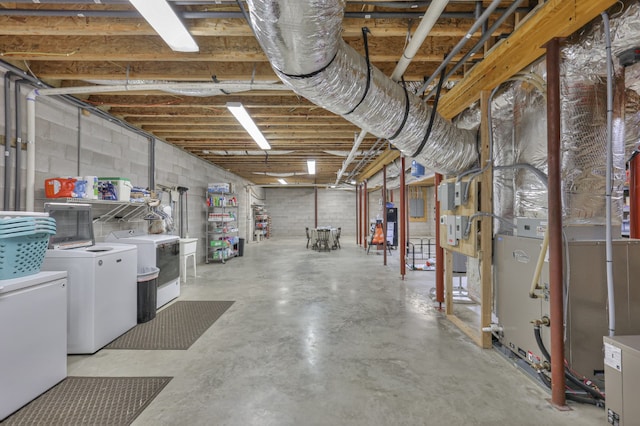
40, 203, 137, 354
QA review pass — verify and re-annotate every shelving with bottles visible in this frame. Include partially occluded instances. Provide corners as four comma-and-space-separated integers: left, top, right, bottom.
253, 205, 270, 241
206, 190, 239, 263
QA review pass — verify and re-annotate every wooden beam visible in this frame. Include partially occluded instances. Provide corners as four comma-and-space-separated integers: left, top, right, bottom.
0, 15, 512, 38
0, 35, 479, 63
438, 0, 617, 119
359, 148, 401, 181
479, 90, 493, 349
25, 60, 457, 83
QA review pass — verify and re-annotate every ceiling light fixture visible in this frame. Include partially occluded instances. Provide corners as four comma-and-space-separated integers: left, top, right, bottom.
129, 0, 199, 52
277, 178, 288, 185
307, 160, 316, 175
226, 102, 272, 150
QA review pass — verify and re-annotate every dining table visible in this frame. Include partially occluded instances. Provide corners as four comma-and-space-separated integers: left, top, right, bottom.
310, 227, 338, 250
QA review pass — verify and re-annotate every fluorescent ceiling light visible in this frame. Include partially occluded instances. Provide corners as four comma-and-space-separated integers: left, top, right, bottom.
277, 178, 288, 185
226, 102, 272, 150
307, 160, 316, 175
129, 0, 199, 52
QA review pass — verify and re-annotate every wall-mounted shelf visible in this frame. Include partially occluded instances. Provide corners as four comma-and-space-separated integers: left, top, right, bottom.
56, 198, 149, 222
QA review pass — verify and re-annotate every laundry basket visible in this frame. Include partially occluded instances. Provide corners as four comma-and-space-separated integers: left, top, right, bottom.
0, 229, 56, 280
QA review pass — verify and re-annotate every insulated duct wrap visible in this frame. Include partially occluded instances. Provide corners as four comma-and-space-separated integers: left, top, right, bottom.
491, 83, 517, 235
513, 67, 548, 220
559, 8, 635, 226
246, 0, 478, 176
627, 90, 640, 158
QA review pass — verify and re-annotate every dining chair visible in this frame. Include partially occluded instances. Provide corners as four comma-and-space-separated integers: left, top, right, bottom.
333, 227, 341, 249
316, 229, 331, 252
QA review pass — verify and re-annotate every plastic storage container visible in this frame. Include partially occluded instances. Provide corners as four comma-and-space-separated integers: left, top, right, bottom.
98, 177, 133, 201
0, 215, 56, 280
136, 266, 159, 323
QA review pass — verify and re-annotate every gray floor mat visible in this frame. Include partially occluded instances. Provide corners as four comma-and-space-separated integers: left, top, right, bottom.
105, 300, 234, 350
2, 376, 172, 425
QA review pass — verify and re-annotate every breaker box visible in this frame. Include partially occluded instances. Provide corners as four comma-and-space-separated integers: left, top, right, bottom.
455, 215, 469, 241
438, 182, 456, 211
604, 335, 640, 425
454, 181, 467, 206
515, 217, 547, 239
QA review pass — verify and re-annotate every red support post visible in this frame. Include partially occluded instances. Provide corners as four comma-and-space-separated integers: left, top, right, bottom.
546, 37, 567, 409
631, 154, 640, 238
314, 186, 318, 228
383, 165, 388, 266
400, 156, 406, 278
356, 184, 360, 245
363, 181, 368, 249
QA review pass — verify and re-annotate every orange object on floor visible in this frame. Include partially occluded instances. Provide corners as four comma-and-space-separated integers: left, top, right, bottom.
372, 223, 384, 245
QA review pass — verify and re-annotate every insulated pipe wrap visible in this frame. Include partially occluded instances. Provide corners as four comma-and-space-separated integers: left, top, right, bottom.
247, 0, 478, 176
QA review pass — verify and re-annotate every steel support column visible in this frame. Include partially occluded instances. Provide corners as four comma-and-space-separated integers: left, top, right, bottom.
383, 164, 388, 266
545, 37, 567, 409
364, 181, 368, 249
632, 153, 640, 238
400, 156, 406, 278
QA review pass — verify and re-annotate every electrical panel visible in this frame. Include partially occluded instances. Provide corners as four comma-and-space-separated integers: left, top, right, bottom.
447, 216, 457, 246
441, 215, 469, 246
455, 216, 469, 241
454, 181, 467, 207
438, 182, 456, 211
515, 217, 547, 239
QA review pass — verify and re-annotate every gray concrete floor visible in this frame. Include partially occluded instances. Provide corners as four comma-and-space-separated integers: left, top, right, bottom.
68, 237, 605, 425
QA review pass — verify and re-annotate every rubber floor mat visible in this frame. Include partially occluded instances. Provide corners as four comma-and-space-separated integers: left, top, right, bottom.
105, 300, 234, 350
2, 376, 172, 425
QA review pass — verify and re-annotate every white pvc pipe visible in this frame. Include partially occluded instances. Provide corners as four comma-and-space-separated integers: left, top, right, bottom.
602, 12, 615, 337
391, 0, 450, 82
26, 89, 37, 211
336, 130, 367, 183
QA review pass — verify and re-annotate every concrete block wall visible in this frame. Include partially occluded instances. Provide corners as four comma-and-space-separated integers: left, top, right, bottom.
266, 187, 356, 239
0, 69, 256, 263
363, 185, 437, 245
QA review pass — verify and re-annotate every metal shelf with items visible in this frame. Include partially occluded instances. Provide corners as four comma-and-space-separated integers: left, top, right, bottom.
206, 191, 239, 263
253, 205, 270, 241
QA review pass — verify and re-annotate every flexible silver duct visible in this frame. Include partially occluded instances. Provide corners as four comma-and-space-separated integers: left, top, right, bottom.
559, 5, 636, 226
513, 64, 548, 220
246, 0, 478, 176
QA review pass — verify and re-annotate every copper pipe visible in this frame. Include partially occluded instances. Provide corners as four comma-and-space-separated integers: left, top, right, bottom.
632, 154, 640, 238
400, 156, 407, 278
545, 37, 566, 409
435, 173, 444, 306
383, 164, 388, 266
314, 186, 318, 228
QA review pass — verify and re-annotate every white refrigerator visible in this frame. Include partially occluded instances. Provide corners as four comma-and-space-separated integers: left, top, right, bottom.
0, 271, 67, 420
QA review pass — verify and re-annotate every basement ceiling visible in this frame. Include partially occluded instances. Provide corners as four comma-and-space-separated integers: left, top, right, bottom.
0, 1, 534, 186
